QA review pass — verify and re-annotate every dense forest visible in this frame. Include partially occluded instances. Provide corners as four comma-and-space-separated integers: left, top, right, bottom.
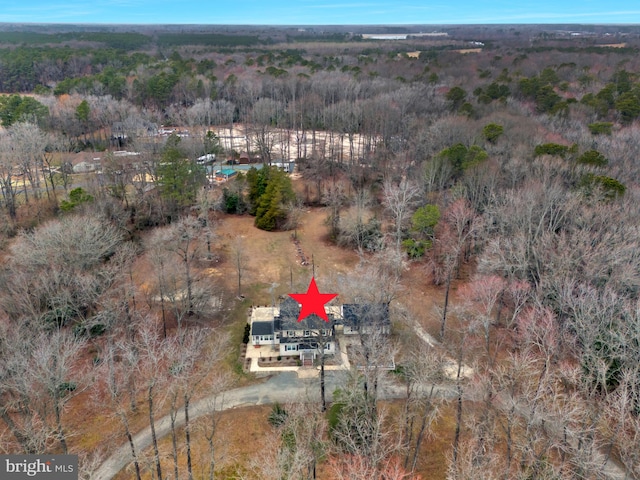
1, 24, 640, 479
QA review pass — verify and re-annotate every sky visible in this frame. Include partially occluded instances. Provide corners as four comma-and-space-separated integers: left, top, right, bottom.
1, 0, 640, 25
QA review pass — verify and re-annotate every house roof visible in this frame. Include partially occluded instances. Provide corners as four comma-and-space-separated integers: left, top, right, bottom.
275, 296, 336, 331
342, 303, 390, 329
250, 300, 389, 335
251, 321, 273, 336
279, 337, 298, 344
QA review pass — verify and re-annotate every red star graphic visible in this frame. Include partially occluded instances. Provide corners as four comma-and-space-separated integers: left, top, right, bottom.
289, 277, 338, 322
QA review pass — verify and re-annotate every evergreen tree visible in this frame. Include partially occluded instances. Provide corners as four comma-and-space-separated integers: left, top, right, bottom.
246, 166, 295, 231
156, 134, 206, 209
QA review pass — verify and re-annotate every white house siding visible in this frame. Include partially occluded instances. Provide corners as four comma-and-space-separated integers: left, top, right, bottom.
251, 334, 275, 346
279, 341, 334, 358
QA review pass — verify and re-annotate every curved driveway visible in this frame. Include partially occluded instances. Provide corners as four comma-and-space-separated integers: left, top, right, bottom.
94, 370, 451, 480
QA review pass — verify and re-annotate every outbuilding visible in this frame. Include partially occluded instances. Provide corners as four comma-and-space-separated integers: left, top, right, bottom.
215, 169, 238, 181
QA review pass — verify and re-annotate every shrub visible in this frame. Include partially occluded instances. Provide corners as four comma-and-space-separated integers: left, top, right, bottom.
446, 86, 467, 110
242, 323, 251, 344
56, 382, 77, 397
534, 143, 571, 158
402, 238, 427, 259
59, 187, 94, 212
483, 123, 504, 143
577, 150, 608, 167
588, 122, 613, 135
268, 403, 288, 427
579, 174, 626, 200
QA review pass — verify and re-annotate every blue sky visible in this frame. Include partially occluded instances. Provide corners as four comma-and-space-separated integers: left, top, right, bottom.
1, 0, 640, 25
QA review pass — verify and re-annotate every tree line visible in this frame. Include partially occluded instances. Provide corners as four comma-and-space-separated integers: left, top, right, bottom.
1, 27, 640, 478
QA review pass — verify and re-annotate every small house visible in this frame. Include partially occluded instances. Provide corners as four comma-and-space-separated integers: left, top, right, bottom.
72, 161, 98, 174
270, 161, 296, 173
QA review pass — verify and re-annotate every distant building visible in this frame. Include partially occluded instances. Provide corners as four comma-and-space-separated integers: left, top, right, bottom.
269, 161, 296, 173
215, 169, 238, 181
72, 161, 99, 173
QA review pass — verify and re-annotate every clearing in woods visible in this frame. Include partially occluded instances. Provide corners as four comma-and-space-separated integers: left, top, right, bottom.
214, 205, 447, 337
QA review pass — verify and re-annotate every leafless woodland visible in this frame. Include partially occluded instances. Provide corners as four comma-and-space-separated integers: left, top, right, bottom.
1, 25, 640, 479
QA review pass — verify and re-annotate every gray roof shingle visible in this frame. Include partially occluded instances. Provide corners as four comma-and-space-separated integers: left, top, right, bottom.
251, 321, 274, 336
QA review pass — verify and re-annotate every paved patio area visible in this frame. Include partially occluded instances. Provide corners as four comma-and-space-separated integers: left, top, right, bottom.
244, 333, 352, 378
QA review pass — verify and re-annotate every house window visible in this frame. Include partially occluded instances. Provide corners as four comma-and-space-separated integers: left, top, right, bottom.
325, 343, 331, 351
304, 330, 310, 337
287, 330, 295, 337
285, 344, 297, 352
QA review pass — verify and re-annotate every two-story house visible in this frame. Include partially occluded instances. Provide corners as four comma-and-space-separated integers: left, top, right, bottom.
249, 296, 390, 361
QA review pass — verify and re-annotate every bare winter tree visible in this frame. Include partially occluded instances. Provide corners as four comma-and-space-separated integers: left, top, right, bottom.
249, 98, 285, 163
322, 182, 347, 240
145, 240, 178, 338
8, 122, 49, 206
40, 132, 70, 202
0, 128, 21, 219
0, 322, 51, 454
330, 369, 403, 476
136, 319, 169, 480
429, 198, 481, 340
197, 189, 217, 261
0, 319, 89, 456
398, 343, 446, 474
338, 248, 407, 307
25, 328, 88, 454
283, 198, 305, 239
230, 236, 248, 298
382, 178, 422, 251
169, 327, 229, 480
97, 330, 143, 480
0, 214, 125, 327
146, 216, 215, 325
337, 186, 381, 252
254, 400, 327, 480
327, 454, 420, 480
